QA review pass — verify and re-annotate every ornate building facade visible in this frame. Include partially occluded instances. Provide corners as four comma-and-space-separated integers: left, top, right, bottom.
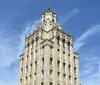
18, 8, 80, 85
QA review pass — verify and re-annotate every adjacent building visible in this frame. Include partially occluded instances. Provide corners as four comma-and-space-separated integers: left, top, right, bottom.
18, 8, 80, 85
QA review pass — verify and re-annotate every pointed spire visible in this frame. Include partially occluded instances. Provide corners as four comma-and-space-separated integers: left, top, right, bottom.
44, 8, 56, 14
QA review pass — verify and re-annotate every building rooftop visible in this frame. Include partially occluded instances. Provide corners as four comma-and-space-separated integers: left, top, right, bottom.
44, 8, 56, 14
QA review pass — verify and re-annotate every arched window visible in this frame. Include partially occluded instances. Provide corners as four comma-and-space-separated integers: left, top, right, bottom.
57, 36, 60, 45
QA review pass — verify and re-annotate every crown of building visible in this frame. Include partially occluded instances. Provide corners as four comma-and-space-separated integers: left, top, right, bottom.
44, 8, 56, 14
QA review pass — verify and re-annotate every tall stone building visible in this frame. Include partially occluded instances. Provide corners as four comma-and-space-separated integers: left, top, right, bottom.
18, 8, 80, 85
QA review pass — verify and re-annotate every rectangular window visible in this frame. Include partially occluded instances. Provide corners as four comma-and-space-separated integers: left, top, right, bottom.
22, 58, 24, 65
30, 75, 32, 80
26, 66, 28, 72
68, 65, 71, 71
74, 56, 76, 63
50, 58, 53, 65
42, 70, 44, 75
50, 70, 53, 77
27, 55, 29, 63
30, 64, 32, 70
41, 82, 44, 85
42, 58, 44, 65
74, 78, 77, 84
50, 82, 53, 85
69, 76, 71, 81
20, 79, 22, 84
63, 74, 66, 79
57, 61, 60, 67
26, 77, 27, 81
57, 72, 60, 79
21, 68, 23, 74
63, 63, 65, 69
31, 52, 33, 56
35, 61, 37, 68
34, 72, 36, 76
74, 67, 76, 74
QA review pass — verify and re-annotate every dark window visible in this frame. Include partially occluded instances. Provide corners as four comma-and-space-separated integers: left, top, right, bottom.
63, 63, 65, 69
69, 76, 71, 80
41, 82, 44, 85
57, 36, 60, 45
35, 61, 37, 68
57, 61, 60, 67
52, 19, 54, 22
42, 70, 44, 75
63, 74, 66, 78
50, 58, 53, 65
31, 40, 34, 44
74, 56, 76, 63
74, 78, 77, 84
62, 39, 65, 47
42, 58, 44, 65
68, 65, 71, 71
26, 77, 27, 81
20, 79, 22, 83
68, 41, 70, 50
50, 82, 53, 85
30, 64, 32, 70
74, 67, 76, 74
26, 66, 28, 72
57, 72, 60, 79
50, 70, 53, 77
30, 75, 32, 79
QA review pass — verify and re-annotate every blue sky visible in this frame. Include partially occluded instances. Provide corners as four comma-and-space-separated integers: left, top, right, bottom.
0, 0, 100, 85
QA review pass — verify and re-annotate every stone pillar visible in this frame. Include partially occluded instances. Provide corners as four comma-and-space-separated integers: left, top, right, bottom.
53, 37, 57, 85
44, 45, 50, 85
65, 38, 68, 85
76, 56, 80, 85
60, 36, 63, 85
70, 39, 74, 85
37, 38, 42, 85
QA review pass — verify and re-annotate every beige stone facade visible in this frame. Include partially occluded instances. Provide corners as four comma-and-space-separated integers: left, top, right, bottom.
18, 8, 80, 85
